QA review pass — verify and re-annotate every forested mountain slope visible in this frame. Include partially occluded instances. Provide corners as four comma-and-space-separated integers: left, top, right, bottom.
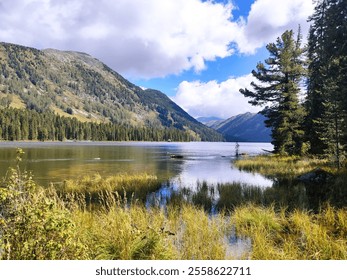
204, 112, 271, 142
0, 42, 222, 141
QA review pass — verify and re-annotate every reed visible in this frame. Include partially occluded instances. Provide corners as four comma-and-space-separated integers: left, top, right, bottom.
57, 173, 161, 204
234, 155, 331, 178
232, 204, 347, 259
71, 196, 234, 260
2, 151, 346, 260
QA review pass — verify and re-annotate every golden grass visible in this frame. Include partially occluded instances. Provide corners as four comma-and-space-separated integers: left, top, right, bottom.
71, 199, 234, 260
58, 173, 161, 203
232, 204, 347, 259
2, 163, 347, 260
234, 155, 332, 178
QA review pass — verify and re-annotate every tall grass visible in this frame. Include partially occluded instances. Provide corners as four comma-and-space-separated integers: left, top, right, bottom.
234, 155, 331, 178
1, 150, 346, 260
232, 204, 347, 259
57, 173, 161, 204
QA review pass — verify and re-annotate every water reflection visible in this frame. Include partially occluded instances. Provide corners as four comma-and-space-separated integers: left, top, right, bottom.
170, 159, 272, 188
0, 141, 273, 187
1, 142, 346, 212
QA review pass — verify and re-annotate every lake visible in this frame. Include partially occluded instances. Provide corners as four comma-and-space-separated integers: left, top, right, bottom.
0, 141, 273, 187
1, 141, 346, 212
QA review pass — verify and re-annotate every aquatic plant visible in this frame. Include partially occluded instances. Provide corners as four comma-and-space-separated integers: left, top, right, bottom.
234, 155, 331, 178
58, 173, 161, 204
232, 204, 347, 259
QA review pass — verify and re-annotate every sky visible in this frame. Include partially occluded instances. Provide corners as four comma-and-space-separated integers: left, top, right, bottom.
0, 0, 315, 119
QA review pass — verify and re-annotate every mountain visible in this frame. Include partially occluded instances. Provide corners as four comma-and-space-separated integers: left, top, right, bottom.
205, 112, 272, 142
0, 42, 222, 141
196, 116, 223, 124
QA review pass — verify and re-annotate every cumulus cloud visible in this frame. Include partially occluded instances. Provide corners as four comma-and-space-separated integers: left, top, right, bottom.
171, 0, 315, 118
173, 74, 262, 119
0, 0, 314, 79
234, 0, 315, 53
0, 0, 237, 78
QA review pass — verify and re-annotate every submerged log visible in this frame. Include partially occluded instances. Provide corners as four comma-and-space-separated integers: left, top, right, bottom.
262, 149, 276, 154
170, 154, 184, 159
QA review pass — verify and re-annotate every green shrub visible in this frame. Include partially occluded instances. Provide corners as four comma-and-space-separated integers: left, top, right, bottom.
0, 149, 86, 260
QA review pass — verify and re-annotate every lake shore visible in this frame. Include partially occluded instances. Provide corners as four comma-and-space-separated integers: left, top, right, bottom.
1, 149, 346, 260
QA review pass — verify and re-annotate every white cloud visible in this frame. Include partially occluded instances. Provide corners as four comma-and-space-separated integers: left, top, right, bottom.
172, 74, 261, 119
171, 0, 315, 118
234, 0, 315, 53
0, 0, 237, 78
0, 0, 314, 79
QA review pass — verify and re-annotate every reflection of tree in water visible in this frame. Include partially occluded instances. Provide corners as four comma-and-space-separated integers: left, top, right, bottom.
0, 143, 186, 187
157, 178, 347, 213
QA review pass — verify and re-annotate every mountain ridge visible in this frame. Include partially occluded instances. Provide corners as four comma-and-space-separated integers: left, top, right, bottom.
203, 112, 272, 142
0, 42, 222, 141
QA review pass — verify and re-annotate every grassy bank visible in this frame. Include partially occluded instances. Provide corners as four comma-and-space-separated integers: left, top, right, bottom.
1, 150, 346, 260
233, 204, 347, 259
57, 173, 161, 205
2, 169, 347, 260
234, 155, 332, 178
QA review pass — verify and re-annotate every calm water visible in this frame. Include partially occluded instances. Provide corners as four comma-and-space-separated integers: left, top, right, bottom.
0, 141, 273, 187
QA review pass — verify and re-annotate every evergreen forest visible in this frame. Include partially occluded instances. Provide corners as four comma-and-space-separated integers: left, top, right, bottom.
240, 0, 347, 166
0, 108, 198, 142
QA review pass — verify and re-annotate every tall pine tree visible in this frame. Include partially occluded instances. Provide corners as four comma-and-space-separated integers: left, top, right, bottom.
306, 0, 347, 167
240, 29, 306, 155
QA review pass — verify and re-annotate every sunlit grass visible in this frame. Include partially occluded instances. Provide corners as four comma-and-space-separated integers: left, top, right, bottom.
71, 196, 234, 260
232, 204, 347, 259
2, 150, 347, 260
58, 173, 161, 203
234, 155, 335, 178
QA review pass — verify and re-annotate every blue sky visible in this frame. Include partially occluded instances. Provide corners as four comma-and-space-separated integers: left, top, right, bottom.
0, 0, 314, 119
130, 0, 261, 93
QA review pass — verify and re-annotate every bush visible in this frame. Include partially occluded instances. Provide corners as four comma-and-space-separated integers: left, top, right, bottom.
0, 149, 86, 260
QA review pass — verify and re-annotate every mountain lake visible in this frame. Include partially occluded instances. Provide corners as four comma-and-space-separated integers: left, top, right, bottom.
0, 141, 272, 186
0, 141, 341, 212
1, 141, 346, 258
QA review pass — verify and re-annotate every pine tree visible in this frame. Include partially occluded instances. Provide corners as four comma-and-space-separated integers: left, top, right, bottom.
306, 0, 347, 166
240, 29, 306, 155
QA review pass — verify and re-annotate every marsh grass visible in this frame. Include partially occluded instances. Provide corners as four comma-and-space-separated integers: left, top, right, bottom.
234, 155, 332, 178
2, 150, 347, 260
2, 169, 347, 260
232, 204, 347, 259
57, 173, 161, 204
69, 195, 236, 260
216, 183, 264, 211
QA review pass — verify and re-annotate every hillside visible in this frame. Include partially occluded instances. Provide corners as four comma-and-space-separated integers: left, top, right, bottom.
0, 42, 222, 141
204, 112, 271, 142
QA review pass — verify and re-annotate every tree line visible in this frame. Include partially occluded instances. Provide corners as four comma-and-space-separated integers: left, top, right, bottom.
0, 108, 198, 142
240, 0, 346, 166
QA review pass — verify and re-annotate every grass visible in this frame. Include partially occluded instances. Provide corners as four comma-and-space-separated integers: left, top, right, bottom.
2, 169, 347, 260
57, 173, 161, 204
1, 150, 347, 260
234, 155, 332, 178
72, 201, 234, 260
233, 204, 347, 259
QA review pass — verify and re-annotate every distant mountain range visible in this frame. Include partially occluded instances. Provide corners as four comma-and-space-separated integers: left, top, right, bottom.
198, 112, 272, 142
0, 42, 222, 141
195, 116, 223, 124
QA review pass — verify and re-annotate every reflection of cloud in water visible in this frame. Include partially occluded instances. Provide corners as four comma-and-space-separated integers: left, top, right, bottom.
170, 158, 272, 188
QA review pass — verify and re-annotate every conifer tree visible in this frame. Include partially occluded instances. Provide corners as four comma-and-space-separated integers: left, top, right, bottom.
306, 0, 347, 166
240, 29, 306, 155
